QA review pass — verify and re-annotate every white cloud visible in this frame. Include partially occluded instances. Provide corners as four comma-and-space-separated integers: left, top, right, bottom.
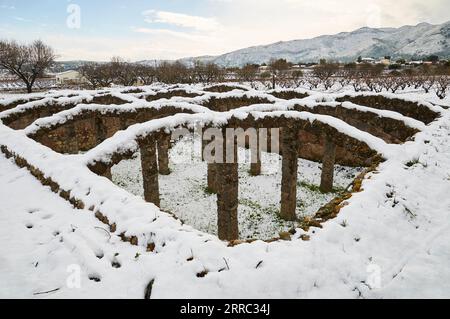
0, 4, 15, 9
142, 10, 221, 32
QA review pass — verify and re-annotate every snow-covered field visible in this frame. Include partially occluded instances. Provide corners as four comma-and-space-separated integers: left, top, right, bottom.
1, 84, 450, 299
112, 135, 362, 240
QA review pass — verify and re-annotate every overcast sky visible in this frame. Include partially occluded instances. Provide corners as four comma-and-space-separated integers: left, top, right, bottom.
1, 0, 449, 61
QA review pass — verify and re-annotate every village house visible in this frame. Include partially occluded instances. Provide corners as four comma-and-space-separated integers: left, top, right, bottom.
55, 70, 86, 85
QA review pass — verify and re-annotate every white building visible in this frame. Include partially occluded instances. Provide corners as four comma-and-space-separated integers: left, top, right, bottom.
361, 57, 376, 64
55, 70, 86, 85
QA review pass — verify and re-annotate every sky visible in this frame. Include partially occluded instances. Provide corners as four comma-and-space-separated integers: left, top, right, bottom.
1, 0, 449, 61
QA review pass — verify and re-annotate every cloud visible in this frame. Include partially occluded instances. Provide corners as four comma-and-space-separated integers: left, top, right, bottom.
13, 16, 31, 22
0, 4, 15, 9
133, 27, 212, 41
142, 10, 221, 32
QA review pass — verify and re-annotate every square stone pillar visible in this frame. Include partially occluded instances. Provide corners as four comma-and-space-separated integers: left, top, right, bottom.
250, 129, 262, 176
157, 133, 171, 175
207, 163, 218, 193
140, 138, 160, 207
320, 136, 337, 193
216, 129, 239, 241
280, 125, 299, 221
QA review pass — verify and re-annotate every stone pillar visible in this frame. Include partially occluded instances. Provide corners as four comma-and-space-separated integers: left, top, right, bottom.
205, 127, 218, 193
201, 127, 209, 162
140, 138, 160, 207
207, 163, 218, 193
320, 137, 337, 193
250, 129, 262, 176
216, 129, 239, 241
280, 125, 299, 221
157, 133, 171, 175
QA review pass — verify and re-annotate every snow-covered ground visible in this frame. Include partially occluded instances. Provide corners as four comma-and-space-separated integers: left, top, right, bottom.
0, 154, 155, 298
1, 85, 450, 299
112, 135, 362, 240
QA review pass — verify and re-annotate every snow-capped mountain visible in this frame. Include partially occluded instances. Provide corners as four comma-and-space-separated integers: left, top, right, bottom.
183, 21, 450, 67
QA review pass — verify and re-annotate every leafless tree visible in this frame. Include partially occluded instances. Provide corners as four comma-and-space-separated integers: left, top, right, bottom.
305, 74, 321, 90
192, 61, 223, 84
336, 68, 353, 88
135, 64, 156, 85
312, 62, 339, 90
237, 64, 259, 84
435, 75, 449, 99
290, 70, 304, 88
0, 39, 56, 93
269, 58, 291, 89
110, 56, 138, 86
155, 61, 192, 84
79, 62, 115, 89
422, 76, 436, 93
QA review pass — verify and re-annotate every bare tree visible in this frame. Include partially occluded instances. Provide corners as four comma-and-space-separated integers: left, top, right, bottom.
269, 58, 291, 89
155, 61, 192, 84
110, 56, 139, 86
313, 61, 339, 90
305, 74, 321, 90
237, 64, 258, 84
79, 62, 115, 89
337, 67, 353, 88
0, 39, 56, 93
135, 64, 156, 85
290, 70, 304, 88
422, 76, 436, 94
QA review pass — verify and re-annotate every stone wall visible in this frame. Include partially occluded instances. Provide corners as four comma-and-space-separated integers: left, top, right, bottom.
293, 104, 419, 143
336, 95, 439, 124
270, 91, 309, 100
144, 90, 203, 102
202, 96, 274, 112
29, 106, 195, 154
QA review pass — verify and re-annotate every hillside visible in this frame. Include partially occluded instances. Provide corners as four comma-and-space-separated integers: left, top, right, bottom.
181, 21, 450, 67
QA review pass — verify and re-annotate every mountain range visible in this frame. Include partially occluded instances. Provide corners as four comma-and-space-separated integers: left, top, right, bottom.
177, 21, 450, 67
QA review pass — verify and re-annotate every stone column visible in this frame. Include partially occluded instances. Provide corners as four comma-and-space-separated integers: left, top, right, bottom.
207, 163, 218, 193
250, 129, 262, 176
201, 127, 210, 162
216, 129, 239, 241
140, 138, 160, 207
157, 133, 171, 175
280, 125, 299, 221
205, 127, 218, 193
320, 136, 337, 193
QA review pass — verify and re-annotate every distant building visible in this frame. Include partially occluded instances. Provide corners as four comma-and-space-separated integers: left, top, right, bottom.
361, 57, 376, 64
378, 58, 391, 66
258, 65, 270, 72
55, 70, 86, 85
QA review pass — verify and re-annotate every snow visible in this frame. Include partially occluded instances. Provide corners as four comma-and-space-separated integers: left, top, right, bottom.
1, 84, 450, 299
111, 135, 362, 240
182, 21, 450, 66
